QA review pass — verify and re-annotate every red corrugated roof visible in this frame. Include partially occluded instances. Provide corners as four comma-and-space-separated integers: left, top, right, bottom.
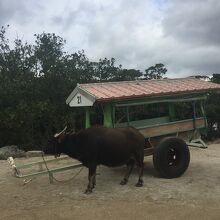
78, 78, 220, 102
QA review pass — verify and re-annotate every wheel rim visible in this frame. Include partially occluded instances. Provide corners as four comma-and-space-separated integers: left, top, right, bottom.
167, 147, 180, 166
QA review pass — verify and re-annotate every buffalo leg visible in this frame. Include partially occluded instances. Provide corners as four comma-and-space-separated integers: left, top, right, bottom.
120, 159, 135, 185
136, 161, 144, 187
93, 173, 96, 188
135, 151, 144, 187
85, 164, 97, 194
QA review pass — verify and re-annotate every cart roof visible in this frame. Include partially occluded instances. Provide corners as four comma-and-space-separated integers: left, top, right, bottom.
66, 78, 220, 107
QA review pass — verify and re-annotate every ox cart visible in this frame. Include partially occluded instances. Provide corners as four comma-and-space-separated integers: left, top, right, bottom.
9, 77, 220, 181
65, 77, 220, 178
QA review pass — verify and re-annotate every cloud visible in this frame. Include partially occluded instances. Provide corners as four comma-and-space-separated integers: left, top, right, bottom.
163, 0, 220, 46
0, 0, 220, 77
78, 0, 165, 67
0, 0, 42, 26
161, 0, 220, 76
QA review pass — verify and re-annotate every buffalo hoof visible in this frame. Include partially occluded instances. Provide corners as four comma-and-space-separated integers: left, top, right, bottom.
120, 179, 128, 185
135, 181, 143, 187
84, 189, 93, 194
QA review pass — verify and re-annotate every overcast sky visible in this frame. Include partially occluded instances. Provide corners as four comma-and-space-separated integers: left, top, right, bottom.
0, 0, 220, 77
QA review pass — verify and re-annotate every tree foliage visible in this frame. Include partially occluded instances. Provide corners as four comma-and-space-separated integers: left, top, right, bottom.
144, 63, 167, 80
206, 74, 220, 139
2, 26, 168, 149
2, 25, 220, 148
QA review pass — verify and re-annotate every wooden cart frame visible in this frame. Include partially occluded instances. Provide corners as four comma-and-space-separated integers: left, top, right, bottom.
83, 93, 208, 150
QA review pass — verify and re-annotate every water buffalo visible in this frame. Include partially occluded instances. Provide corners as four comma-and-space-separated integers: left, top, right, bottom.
46, 126, 145, 193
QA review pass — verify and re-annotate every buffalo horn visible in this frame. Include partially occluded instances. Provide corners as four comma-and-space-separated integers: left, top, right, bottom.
54, 126, 67, 138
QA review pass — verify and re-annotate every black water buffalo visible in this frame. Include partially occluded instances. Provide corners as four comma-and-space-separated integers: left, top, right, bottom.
46, 126, 145, 193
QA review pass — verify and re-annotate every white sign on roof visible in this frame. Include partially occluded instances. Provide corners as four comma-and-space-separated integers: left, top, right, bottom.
69, 92, 94, 107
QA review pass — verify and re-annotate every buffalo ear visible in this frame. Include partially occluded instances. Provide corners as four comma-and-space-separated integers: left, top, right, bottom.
56, 132, 66, 143
69, 128, 76, 134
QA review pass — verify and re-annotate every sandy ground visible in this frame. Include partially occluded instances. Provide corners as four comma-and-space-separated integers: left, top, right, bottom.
1, 142, 220, 220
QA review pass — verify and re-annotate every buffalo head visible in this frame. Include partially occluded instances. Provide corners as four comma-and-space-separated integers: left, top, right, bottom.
44, 126, 68, 157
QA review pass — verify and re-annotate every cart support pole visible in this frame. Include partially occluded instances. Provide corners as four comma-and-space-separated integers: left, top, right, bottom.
169, 103, 176, 121
103, 104, 113, 128
85, 107, 91, 128
192, 101, 196, 130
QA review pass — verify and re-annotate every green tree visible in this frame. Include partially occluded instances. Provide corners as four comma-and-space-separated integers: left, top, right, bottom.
211, 74, 220, 83
113, 68, 142, 81
1, 26, 169, 149
92, 58, 119, 82
0, 25, 36, 146
194, 75, 210, 80
144, 63, 167, 80
206, 74, 220, 139
31, 33, 76, 145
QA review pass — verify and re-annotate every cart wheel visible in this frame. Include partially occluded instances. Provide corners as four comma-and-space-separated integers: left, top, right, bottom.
153, 137, 190, 178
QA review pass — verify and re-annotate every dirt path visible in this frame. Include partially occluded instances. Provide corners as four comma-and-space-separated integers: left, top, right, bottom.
1, 143, 220, 220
